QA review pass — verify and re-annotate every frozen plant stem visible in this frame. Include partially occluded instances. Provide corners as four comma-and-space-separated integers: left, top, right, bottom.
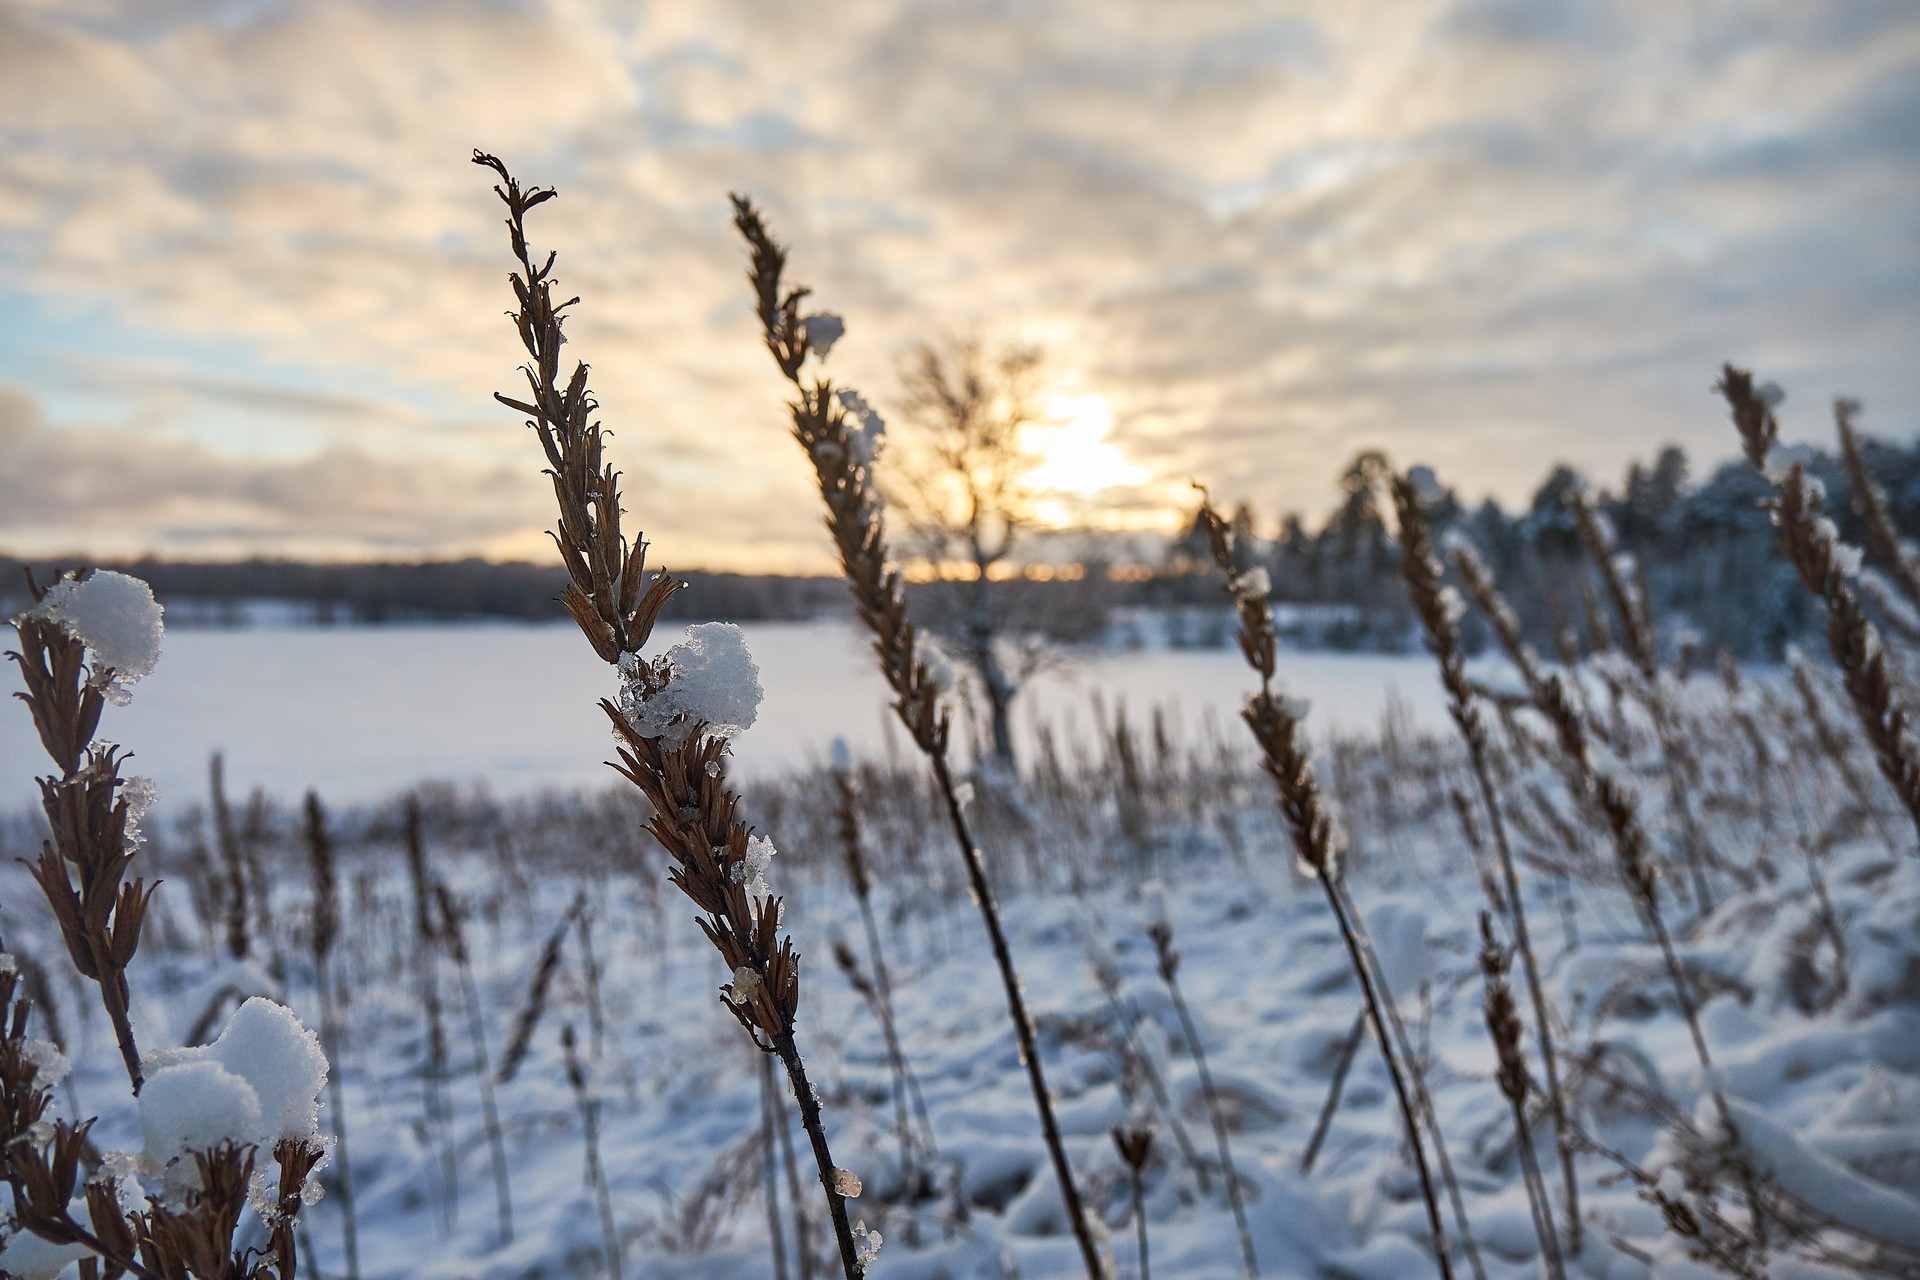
1393, 473, 1580, 1254
1568, 488, 1716, 914
1300, 1011, 1365, 1175
1477, 915, 1567, 1280
563, 1024, 622, 1280
1146, 918, 1257, 1278
1192, 495, 1458, 1280
1113, 1125, 1153, 1280
762, 1052, 793, 1280
402, 794, 459, 1231
774, 1052, 816, 1280
732, 193, 1103, 1280
435, 880, 515, 1246
476, 153, 865, 1278
1720, 364, 1920, 851
835, 760, 939, 1176
305, 792, 361, 1280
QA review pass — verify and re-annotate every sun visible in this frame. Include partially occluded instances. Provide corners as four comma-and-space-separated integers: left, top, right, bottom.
1021, 393, 1146, 523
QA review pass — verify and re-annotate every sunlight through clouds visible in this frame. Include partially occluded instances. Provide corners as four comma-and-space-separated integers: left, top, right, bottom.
0, 0, 1915, 565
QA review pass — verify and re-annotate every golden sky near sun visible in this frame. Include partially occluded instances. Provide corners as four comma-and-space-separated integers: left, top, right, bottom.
1, 0, 1916, 571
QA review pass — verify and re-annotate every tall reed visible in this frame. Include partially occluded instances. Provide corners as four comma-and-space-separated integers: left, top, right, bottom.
1391, 472, 1579, 1254
304, 790, 361, 1280
562, 1022, 622, 1280
1143, 910, 1257, 1277
1450, 517, 1766, 1248
402, 794, 458, 1229
1476, 914, 1567, 1280
1189, 496, 1458, 1280
730, 194, 1103, 1278
433, 878, 515, 1246
1719, 364, 1920, 849
475, 153, 869, 1278
1834, 397, 1920, 612
1112, 1123, 1154, 1280
1567, 488, 1717, 912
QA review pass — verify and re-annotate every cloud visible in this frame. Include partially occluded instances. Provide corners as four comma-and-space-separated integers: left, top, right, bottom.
0, 0, 1916, 562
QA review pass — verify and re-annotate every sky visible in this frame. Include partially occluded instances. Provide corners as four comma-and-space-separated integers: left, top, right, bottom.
1, 0, 1916, 573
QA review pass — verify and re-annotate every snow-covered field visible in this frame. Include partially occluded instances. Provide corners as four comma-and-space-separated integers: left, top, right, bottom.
0, 620, 1450, 806
5, 608, 1919, 1280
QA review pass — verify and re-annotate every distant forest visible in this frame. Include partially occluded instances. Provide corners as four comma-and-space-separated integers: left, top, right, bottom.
7, 432, 1919, 659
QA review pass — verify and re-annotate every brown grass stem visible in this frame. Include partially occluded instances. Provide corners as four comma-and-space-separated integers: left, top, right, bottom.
304, 791, 361, 1280
1192, 495, 1459, 1280
1146, 917, 1257, 1278
1720, 363, 1920, 850
731, 193, 1103, 1279
476, 152, 865, 1278
1393, 473, 1581, 1254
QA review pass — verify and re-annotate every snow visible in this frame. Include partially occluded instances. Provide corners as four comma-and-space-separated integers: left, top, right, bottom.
732, 833, 778, 909
0, 620, 1456, 805
618, 622, 764, 748
0, 1231, 92, 1280
837, 389, 886, 460
1724, 1097, 1920, 1250
139, 1056, 265, 1169
23, 570, 165, 704
140, 996, 328, 1171
802, 312, 845, 359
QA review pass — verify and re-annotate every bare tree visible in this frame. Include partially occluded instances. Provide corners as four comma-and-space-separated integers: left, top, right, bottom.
888, 334, 1049, 772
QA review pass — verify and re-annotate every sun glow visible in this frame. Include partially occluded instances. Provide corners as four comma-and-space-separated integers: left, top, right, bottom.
1022, 393, 1147, 524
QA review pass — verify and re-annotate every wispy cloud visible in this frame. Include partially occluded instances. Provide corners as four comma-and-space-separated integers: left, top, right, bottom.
2, 0, 1916, 565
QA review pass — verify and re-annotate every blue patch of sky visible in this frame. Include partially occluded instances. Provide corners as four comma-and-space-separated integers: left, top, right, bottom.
0, 286, 464, 457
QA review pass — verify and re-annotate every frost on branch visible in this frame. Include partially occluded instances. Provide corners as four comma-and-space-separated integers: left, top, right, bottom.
617, 622, 764, 749
24, 569, 165, 705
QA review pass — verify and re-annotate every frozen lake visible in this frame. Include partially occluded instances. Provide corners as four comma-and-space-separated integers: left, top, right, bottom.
2, 619, 1449, 807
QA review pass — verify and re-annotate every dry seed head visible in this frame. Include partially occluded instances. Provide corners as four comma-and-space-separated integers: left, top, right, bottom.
1111, 1123, 1154, 1172
1477, 913, 1531, 1107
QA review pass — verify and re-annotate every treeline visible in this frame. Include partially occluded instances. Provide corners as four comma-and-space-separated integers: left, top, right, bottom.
0, 556, 848, 628
6, 431, 1917, 658
1157, 430, 1920, 658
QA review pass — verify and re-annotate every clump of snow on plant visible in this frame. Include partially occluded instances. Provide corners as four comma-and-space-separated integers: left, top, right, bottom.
137, 997, 328, 1182
617, 623, 763, 749
836, 389, 886, 467
730, 834, 778, 910
1226, 565, 1270, 605
852, 1219, 882, 1267
18, 1037, 70, 1089
122, 775, 159, 853
25, 570, 165, 705
802, 312, 844, 359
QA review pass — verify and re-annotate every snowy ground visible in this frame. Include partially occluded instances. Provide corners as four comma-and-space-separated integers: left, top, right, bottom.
0, 619, 1452, 805
4, 645, 1918, 1280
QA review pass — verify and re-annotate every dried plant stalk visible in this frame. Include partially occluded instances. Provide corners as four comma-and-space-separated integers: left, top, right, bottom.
1719, 363, 1920, 849
1113, 1123, 1154, 1280
476, 153, 867, 1278
731, 193, 1102, 1279
1567, 489, 1716, 912
1477, 914, 1567, 1280
1191, 495, 1459, 1280
1146, 916, 1257, 1278
1392, 473, 1580, 1254
8, 577, 156, 1096
304, 791, 362, 1280
1835, 397, 1920, 611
